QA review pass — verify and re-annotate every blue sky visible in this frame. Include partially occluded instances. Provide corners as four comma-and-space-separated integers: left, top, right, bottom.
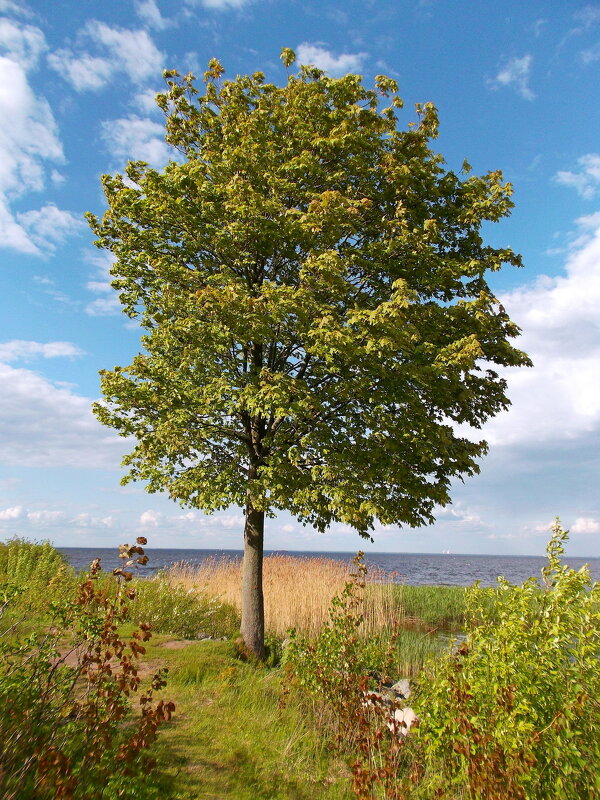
1, 0, 600, 557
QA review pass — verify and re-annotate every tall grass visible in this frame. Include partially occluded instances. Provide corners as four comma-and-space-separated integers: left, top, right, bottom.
164, 554, 465, 639
0, 537, 73, 589
167, 555, 352, 638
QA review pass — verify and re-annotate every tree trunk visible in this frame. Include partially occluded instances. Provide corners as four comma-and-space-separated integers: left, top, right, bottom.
240, 500, 265, 659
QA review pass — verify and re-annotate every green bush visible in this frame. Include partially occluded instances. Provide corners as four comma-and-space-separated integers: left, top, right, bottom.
129, 577, 240, 640
413, 520, 600, 800
0, 540, 174, 800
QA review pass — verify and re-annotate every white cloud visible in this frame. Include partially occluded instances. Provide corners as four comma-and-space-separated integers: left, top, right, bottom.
434, 503, 484, 527
0, 505, 23, 520
0, 18, 46, 69
0, 340, 84, 363
581, 42, 600, 63
27, 509, 67, 524
47, 51, 114, 92
0, 0, 31, 14
174, 511, 196, 522
84, 250, 121, 316
573, 6, 600, 29
571, 516, 600, 534
72, 513, 114, 528
0, 54, 78, 255
478, 214, 600, 446
555, 153, 600, 199
490, 55, 535, 101
132, 87, 161, 114
186, 0, 251, 9
140, 509, 162, 527
135, 0, 174, 30
48, 21, 164, 92
101, 115, 172, 167
16, 204, 83, 253
296, 43, 367, 76
0, 362, 126, 468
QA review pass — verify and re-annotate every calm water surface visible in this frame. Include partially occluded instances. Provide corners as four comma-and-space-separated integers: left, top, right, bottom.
58, 547, 600, 588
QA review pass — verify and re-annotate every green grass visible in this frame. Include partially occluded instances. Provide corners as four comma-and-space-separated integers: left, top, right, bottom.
0, 539, 469, 798
128, 576, 240, 640
388, 584, 467, 630
144, 637, 351, 799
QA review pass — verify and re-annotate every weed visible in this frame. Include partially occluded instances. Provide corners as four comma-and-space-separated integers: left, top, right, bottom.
0, 538, 174, 800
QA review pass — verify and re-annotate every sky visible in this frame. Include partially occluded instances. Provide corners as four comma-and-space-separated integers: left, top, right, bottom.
1, 0, 599, 557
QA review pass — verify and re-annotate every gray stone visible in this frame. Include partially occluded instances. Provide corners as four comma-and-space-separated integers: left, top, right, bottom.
390, 678, 411, 699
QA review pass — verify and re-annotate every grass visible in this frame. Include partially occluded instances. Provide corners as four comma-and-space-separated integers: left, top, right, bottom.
164, 555, 467, 639
0, 538, 468, 798
144, 636, 351, 799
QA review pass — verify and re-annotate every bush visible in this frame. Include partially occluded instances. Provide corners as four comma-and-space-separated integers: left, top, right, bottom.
413, 520, 600, 800
286, 554, 411, 799
0, 539, 174, 800
129, 577, 240, 639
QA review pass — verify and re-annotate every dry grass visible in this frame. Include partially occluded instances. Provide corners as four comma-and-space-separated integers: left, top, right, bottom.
165, 555, 399, 638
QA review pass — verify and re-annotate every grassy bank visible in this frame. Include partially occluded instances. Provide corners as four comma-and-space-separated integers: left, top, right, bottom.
2, 531, 598, 799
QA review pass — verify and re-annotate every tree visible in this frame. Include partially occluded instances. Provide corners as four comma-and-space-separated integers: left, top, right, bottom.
87, 50, 531, 658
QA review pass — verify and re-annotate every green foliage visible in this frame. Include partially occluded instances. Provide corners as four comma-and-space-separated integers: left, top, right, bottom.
286, 554, 416, 799
129, 577, 240, 639
87, 55, 530, 538
0, 540, 174, 800
388, 583, 467, 630
413, 520, 600, 799
286, 554, 400, 745
0, 537, 73, 600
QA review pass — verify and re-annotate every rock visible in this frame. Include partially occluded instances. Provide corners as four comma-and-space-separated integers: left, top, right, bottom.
390, 678, 411, 699
391, 706, 418, 736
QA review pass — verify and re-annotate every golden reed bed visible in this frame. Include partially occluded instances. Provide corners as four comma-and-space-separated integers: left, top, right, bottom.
165, 554, 398, 638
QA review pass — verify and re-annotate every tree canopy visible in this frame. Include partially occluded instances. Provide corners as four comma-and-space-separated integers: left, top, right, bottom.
87, 50, 530, 655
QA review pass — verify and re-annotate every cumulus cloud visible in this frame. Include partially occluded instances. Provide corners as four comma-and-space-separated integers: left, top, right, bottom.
134, 0, 174, 29
296, 43, 367, 76
478, 214, 600, 447
555, 153, 600, 199
571, 516, 600, 534
0, 340, 84, 362
48, 21, 164, 92
101, 115, 172, 167
434, 502, 484, 527
489, 55, 535, 100
48, 52, 113, 92
27, 509, 67, 524
0, 53, 81, 256
132, 87, 161, 114
0, 505, 23, 520
139, 509, 162, 527
0, 0, 31, 14
0, 362, 126, 468
0, 18, 46, 68
16, 204, 84, 253
72, 513, 114, 528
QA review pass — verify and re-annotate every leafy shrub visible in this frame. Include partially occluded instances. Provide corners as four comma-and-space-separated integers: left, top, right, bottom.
0, 539, 174, 800
413, 520, 600, 800
286, 554, 411, 799
128, 577, 240, 639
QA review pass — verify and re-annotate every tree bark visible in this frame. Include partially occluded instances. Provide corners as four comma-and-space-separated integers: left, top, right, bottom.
240, 499, 265, 659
